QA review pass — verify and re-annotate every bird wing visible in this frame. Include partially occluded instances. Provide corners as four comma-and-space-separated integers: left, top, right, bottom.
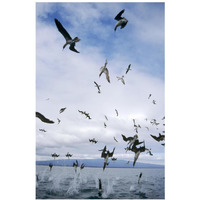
121, 78, 125, 85
115, 109, 118, 116
101, 146, 107, 158
36, 112, 54, 124
108, 148, 115, 157
104, 68, 110, 83
54, 18, 72, 40
121, 134, 133, 142
150, 134, 159, 141
133, 151, 141, 166
126, 64, 131, 74
69, 43, 80, 53
114, 9, 125, 20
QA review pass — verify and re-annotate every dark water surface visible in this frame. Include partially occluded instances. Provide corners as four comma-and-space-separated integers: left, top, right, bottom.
36, 165, 164, 199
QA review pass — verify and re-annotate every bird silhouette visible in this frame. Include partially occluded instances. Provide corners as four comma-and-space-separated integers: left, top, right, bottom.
114, 9, 128, 31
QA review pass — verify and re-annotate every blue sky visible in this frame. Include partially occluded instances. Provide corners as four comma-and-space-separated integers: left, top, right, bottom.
36, 2, 165, 165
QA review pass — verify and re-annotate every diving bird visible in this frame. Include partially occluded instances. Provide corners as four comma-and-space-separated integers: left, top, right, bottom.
94, 81, 101, 94
73, 160, 79, 173
51, 153, 59, 159
59, 107, 66, 114
98, 179, 102, 197
36, 112, 54, 124
122, 134, 140, 149
100, 146, 115, 171
49, 163, 53, 171
131, 143, 146, 166
54, 18, 80, 53
66, 152, 73, 158
117, 75, 125, 85
99, 59, 110, 83
138, 172, 142, 184
115, 109, 119, 116
125, 64, 131, 74
89, 138, 98, 144
80, 163, 85, 170
150, 133, 165, 142
114, 9, 128, 31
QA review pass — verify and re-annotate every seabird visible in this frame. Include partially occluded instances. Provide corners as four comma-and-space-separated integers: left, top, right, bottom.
150, 133, 165, 142
131, 144, 146, 166
59, 107, 66, 114
98, 178, 102, 197
104, 115, 108, 121
114, 9, 128, 31
57, 118, 61, 124
99, 60, 110, 83
100, 146, 115, 171
80, 163, 85, 170
138, 172, 142, 184
145, 148, 153, 156
89, 138, 98, 144
115, 109, 119, 116
152, 100, 156, 104
51, 153, 59, 159
66, 152, 73, 158
78, 110, 91, 119
104, 122, 107, 128
117, 75, 125, 85
111, 157, 117, 161
125, 64, 131, 74
36, 112, 54, 124
73, 160, 79, 173
148, 94, 152, 99
54, 18, 80, 53
39, 129, 46, 132
49, 163, 53, 171
121, 134, 140, 149
94, 81, 101, 94
114, 137, 118, 142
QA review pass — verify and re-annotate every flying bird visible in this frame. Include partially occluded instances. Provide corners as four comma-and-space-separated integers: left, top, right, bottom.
57, 118, 61, 124
54, 18, 80, 53
104, 115, 108, 121
148, 94, 152, 99
36, 112, 54, 124
117, 75, 125, 85
125, 64, 131, 74
78, 110, 91, 119
66, 152, 73, 158
115, 109, 119, 116
80, 163, 85, 170
150, 133, 165, 142
114, 137, 118, 142
73, 160, 79, 173
100, 146, 115, 171
59, 107, 66, 114
51, 153, 59, 159
111, 157, 117, 161
39, 129, 46, 132
99, 60, 110, 83
89, 138, 98, 144
94, 81, 101, 93
152, 100, 156, 104
104, 122, 107, 128
114, 9, 128, 31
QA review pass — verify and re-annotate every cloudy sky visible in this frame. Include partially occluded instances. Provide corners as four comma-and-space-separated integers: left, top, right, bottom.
36, 2, 165, 165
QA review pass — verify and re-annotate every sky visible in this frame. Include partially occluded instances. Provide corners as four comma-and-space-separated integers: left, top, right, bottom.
2, 0, 200, 200
36, 2, 165, 165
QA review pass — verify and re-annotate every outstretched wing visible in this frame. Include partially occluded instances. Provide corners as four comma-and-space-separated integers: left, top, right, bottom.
36, 112, 54, 124
108, 148, 115, 157
54, 18, 72, 40
121, 134, 133, 142
150, 134, 159, 142
114, 9, 125, 21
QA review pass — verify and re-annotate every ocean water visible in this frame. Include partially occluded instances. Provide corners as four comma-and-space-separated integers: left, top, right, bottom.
36, 165, 164, 199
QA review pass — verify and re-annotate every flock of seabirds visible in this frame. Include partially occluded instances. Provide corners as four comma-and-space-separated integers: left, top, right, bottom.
36, 9, 165, 195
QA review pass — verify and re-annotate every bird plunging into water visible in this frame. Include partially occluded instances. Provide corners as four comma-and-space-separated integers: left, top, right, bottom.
54, 18, 80, 53
114, 9, 128, 31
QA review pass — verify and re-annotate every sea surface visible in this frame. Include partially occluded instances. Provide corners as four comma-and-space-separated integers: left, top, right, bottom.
36, 165, 164, 199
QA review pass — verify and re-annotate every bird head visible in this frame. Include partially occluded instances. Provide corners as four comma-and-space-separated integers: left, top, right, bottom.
73, 37, 81, 42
